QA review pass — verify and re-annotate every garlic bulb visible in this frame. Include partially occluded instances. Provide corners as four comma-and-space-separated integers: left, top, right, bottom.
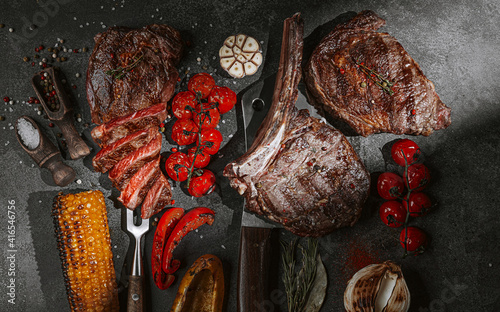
219, 34, 263, 78
344, 261, 410, 312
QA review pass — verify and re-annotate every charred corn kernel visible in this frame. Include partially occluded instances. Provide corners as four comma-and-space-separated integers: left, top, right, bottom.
52, 190, 119, 312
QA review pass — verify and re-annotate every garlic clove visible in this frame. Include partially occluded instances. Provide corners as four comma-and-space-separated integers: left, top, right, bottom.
244, 62, 258, 76
235, 34, 246, 48
242, 36, 259, 52
224, 35, 235, 48
228, 61, 245, 78
219, 46, 233, 58
251, 52, 263, 66
220, 57, 235, 70
219, 34, 263, 78
344, 261, 410, 312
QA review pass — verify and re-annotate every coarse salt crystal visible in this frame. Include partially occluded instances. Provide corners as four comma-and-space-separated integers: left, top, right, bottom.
17, 118, 40, 149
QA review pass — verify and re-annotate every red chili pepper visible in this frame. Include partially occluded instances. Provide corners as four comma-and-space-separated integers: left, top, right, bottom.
151, 207, 184, 289
162, 207, 215, 274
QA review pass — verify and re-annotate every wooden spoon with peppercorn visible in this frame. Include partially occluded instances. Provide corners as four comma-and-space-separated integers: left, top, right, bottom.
31, 67, 90, 160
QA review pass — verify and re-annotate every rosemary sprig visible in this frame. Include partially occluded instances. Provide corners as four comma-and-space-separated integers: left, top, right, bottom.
281, 238, 318, 312
106, 53, 144, 79
355, 60, 395, 95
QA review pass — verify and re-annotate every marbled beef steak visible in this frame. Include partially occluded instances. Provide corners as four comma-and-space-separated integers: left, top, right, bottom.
224, 14, 370, 237
304, 10, 451, 136
86, 24, 183, 124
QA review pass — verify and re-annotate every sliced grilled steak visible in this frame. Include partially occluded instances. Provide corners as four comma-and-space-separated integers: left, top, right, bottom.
108, 132, 162, 191
141, 173, 172, 219
118, 156, 161, 210
304, 10, 451, 136
91, 102, 167, 148
86, 24, 183, 124
93, 127, 157, 173
223, 14, 370, 237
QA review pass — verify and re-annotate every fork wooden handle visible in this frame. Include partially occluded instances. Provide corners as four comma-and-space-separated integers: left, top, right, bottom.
127, 275, 144, 312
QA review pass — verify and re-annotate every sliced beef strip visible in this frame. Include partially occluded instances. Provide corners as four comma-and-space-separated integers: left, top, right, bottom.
108, 132, 162, 191
141, 173, 172, 219
223, 13, 370, 237
92, 127, 157, 173
86, 24, 183, 124
91, 102, 167, 148
304, 10, 451, 136
118, 156, 161, 210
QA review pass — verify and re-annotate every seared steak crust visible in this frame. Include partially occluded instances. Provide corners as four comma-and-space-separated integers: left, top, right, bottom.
87, 24, 183, 124
304, 10, 451, 136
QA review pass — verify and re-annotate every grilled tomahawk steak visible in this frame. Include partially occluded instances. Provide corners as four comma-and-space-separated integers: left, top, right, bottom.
223, 14, 370, 237
304, 10, 451, 136
86, 24, 183, 124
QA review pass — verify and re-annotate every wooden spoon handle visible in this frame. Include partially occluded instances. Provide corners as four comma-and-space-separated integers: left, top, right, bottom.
55, 117, 90, 160
42, 156, 76, 187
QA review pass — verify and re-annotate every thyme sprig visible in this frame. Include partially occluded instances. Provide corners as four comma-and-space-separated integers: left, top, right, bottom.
355, 60, 395, 95
106, 53, 144, 79
281, 238, 318, 312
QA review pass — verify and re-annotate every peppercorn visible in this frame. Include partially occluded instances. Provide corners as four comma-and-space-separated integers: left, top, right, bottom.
82, 47, 87, 52
0, 24, 4, 28
360, 82, 367, 88
3, 97, 10, 102
0, 116, 4, 121
61, 57, 67, 62
23, 56, 29, 62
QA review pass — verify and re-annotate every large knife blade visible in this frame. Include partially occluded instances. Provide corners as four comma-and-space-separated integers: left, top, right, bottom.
237, 73, 322, 311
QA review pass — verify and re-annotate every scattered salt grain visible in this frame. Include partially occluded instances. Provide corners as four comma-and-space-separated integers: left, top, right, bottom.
200, 235, 203, 239
221, 245, 226, 249
17, 118, 40, 149
76, 179, 82, 184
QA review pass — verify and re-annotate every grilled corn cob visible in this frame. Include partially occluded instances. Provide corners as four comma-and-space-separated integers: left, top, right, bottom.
52, 190, 119, 312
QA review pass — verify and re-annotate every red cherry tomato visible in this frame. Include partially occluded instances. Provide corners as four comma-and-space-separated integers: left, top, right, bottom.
404, 163, 430, 192
165, 152, 191, 181
377, 172, 405, 200
188, 169, 216, 197
399, 227, 428, 253
391, 139, 421, 166
188, 73, 215, 99
379, 201, 407, 228
188, 147, 211, 168
151, 207, 184, 289
171, 118, 199, 146
208, 85, 237, 114
195, 102, 220, 129
172, 91, 197, 119
403, 192, 432, 217
197, 128, 223, 155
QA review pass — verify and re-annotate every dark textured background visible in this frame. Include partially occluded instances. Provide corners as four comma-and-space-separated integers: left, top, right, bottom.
0, 0, 499, 311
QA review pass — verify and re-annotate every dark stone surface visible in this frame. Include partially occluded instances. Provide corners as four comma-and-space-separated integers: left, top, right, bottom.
0, 0, 499, 311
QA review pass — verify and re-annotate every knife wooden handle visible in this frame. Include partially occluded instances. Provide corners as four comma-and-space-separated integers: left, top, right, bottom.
238, 226, 273, 312
127, 275, 144, 312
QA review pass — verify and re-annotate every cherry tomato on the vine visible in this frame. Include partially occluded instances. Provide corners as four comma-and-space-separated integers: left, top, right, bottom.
195, 102, 220, 129
403, 192, 432, 217
188, 73, 215, 99
391, 139, 421, 166
172, 91, 197, 119
377, 172, 405, 200
404, 163, 430, 192
188, 147, 211, 168
399, 227, 427, 253
379, 201, 407, 228
171, 118, 199, 146
188, 169, 216, 197
165, 152, 191, 181
197, 128, 223, 155
208, 85, 237, 114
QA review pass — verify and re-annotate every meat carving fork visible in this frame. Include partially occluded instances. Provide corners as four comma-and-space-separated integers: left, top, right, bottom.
123, 208, 149, 312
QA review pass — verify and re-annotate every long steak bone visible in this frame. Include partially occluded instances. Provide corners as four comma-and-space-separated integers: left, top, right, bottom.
224, 14, 370, 237
304, 10, 451, 136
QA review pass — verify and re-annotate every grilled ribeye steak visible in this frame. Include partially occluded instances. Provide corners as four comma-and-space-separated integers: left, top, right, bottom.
91, 102, 167, 148
223, 14, 370, 237
304, 10, 451, 136
86, 24, 183, 124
